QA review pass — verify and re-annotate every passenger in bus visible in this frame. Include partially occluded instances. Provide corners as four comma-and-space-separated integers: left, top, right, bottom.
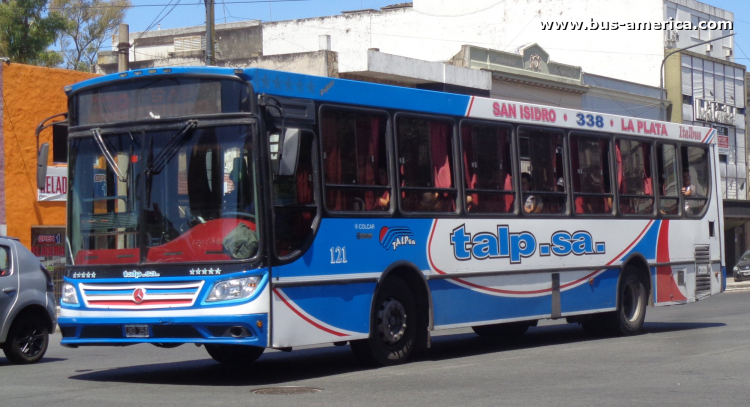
681, 170, 694, 197
522, 172, 543, 214
420, 192, 442, 211
682, 170, 696, 214
223, 158, 254, 215
377, 168, 390, 210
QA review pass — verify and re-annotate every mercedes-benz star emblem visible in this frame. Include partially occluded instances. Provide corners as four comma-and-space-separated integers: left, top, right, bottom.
133, 288, 145, 304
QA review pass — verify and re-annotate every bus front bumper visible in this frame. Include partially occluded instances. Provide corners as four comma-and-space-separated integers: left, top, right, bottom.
58, 314, 268, 347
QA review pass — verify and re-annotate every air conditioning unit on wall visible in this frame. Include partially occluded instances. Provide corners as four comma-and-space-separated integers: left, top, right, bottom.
705, 44, 713, 52
726, 48, 733, 57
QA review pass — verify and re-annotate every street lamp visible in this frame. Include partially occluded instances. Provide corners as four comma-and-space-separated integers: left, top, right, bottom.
659, 32, 735, 121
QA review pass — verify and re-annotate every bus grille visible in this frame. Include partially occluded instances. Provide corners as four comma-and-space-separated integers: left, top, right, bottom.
694, 245, 710, 263
695, 275, 711, 296
80, 281, 204, 310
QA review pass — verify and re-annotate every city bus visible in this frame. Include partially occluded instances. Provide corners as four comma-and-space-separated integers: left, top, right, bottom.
52, 67, 724, 366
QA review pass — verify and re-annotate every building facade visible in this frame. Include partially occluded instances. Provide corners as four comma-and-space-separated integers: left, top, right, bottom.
0, 63, 97, 292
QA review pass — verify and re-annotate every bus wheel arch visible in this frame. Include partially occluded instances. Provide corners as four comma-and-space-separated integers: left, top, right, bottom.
581, 255, 650, 337
620, 254, 652, 307
351, 262, 432, 366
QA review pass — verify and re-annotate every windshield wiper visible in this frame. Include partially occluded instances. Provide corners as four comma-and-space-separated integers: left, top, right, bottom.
145, 120, 199, 206
146, 120, 199, 176
92, 128, 127, 182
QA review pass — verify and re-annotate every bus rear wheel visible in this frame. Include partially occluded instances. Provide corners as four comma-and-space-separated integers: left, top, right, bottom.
205, 344, 264, 365
350, 276, 417, 366
581, 267, 647, 337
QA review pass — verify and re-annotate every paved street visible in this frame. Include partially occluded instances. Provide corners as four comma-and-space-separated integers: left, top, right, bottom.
3, 290, 750, 407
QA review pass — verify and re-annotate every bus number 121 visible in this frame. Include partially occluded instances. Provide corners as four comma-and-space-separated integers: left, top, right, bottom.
330, 246, 348, 264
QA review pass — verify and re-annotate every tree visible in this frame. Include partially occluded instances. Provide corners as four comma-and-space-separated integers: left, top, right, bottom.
0, 0, 65, 66
51, 0, 130, 72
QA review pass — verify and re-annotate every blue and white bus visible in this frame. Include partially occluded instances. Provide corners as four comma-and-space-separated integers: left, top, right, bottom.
54, 67, 724, 366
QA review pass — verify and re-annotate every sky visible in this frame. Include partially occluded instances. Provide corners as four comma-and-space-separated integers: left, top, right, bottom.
115, 0, 750, 66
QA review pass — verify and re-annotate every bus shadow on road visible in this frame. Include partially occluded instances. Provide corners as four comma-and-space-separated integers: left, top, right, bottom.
68, 321, 724, 386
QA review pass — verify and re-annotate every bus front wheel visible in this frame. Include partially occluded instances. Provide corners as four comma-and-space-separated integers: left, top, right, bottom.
350, 276, 417, 366
205, 344, 264, 365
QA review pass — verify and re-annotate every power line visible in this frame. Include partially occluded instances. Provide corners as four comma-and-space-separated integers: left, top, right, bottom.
134, 0, 181, 45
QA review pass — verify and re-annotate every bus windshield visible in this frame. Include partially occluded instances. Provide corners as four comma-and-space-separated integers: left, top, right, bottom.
68, 124, 259, 265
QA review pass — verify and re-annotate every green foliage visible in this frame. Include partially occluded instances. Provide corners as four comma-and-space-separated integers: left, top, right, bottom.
0, 0, 66, 66
51, 0, 131, 72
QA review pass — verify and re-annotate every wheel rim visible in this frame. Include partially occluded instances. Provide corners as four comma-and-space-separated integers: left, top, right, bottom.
377, 297, 407, 345
16, 323, 45, 358
621, 279, 643, 323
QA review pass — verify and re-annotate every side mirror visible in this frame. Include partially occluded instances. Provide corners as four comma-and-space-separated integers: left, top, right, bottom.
269, 128, 301, 176
37, 143, 49, 190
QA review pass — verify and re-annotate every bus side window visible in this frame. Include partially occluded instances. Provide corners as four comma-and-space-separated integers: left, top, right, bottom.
460, 122, 514, 213
320, 108, 389, 212
657, 143, 679, 215
570, 133, 612, 215
681, 145, 709, 216
274, 132, 317, 256
397, 116, 456, 213
616, 139, 654, 215
517, 127, 567, 215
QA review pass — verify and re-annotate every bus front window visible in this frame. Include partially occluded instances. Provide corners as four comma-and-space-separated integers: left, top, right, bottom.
68, 125, 259, 265
145, 125, 259, 263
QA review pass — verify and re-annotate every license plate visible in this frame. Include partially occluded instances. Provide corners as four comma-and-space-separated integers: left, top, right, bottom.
125, 325, 149, 338
697, 265, 709, 275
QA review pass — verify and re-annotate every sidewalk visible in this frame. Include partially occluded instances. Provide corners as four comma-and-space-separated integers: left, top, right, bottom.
726, 277, 750, 291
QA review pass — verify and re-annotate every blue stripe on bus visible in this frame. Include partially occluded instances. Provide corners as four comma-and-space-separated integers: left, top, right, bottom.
245, 68, 472, 116
619, 219, 661, 262
279, 283, 375, 334
66, 67, 472, 117
429, 279, 551, 326
559, 268, 619, 314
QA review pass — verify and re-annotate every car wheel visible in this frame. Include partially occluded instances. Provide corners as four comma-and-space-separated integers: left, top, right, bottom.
205, 344, 264, 365
2, 316, 49, 364
350, 276, 417, 366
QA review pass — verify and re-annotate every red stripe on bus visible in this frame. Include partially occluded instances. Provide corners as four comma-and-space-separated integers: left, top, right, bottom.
87, 299, 192, 306
466, 96, 475, 116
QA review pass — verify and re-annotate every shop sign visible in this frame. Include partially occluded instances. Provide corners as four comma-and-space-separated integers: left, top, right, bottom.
31, 226, 65, 259
694, 99, 736, 126
38, 166, 68, 202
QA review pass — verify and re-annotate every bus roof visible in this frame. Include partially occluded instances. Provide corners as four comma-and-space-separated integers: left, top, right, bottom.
67, 66, 716, 146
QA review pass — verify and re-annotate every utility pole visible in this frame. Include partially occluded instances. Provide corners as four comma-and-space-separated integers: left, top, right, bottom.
117, 24, 130, 72
205, 0, 215, 66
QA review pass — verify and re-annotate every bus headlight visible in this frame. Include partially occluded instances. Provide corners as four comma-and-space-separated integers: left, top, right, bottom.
62, 283, 79, 304
207, 276, 260, 302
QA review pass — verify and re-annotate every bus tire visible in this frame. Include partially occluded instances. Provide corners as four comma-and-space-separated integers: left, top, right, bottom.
582, 267, 647, 337
472, 321, 534, 341
205, 344, 264, 365
350, 276, 417, 366
613, 268, 648, 336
